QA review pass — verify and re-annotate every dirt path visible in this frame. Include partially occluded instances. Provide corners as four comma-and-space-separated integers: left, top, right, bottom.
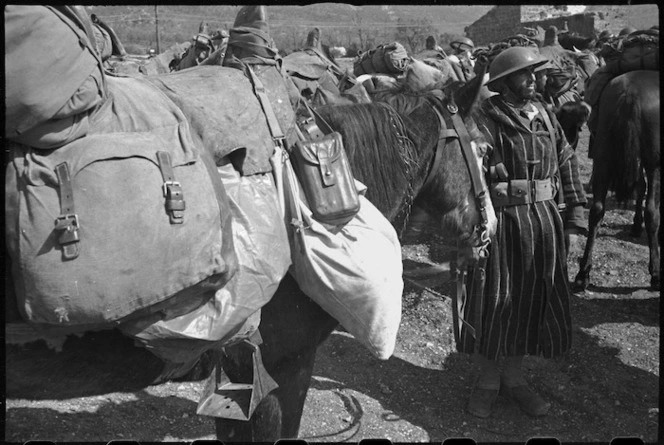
5, 129, 659, 443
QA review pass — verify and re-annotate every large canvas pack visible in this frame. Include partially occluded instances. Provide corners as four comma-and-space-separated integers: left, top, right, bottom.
5, 75, 238, 332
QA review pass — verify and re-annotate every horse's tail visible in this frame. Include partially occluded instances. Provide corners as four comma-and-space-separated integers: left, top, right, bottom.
610, 88, 642, 202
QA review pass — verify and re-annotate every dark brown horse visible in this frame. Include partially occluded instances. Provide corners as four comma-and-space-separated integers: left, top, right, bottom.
214, 68, 496, 441
574, 70, 660, 291
5, 5, 494, 442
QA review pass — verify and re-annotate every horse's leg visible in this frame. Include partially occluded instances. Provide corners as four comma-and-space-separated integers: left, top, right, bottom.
631, 169, 646, 237
574, 161, 610, 291
216, 274, 337, 441
643, 166, 660, 290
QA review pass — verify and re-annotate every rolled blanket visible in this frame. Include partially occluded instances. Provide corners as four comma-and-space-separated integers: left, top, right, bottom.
354, 42, 410, 76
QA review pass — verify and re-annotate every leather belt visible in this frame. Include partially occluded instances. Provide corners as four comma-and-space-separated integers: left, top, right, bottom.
490, 178, 556, 207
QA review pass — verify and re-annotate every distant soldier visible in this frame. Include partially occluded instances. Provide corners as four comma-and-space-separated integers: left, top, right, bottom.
447, 36, 476, 81
414, 35, 447, 60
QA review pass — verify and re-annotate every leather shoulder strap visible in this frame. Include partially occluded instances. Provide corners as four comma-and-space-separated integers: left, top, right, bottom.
533, 101, 557, 148
245, 64, 284, 141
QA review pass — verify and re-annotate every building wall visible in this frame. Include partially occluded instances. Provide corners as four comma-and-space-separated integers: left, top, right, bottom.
522, 13, 597, 38
464, 6, 522, 47
465, 5, 657, 46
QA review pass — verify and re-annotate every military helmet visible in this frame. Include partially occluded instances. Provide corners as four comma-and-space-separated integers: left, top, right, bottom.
487, 46, 548, 84
598, 30, 613, 40
619, 26, 637, 36
451, 36, 475, 52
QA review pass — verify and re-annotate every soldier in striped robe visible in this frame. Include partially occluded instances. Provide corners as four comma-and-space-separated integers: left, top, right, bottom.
459, 46, 587, 419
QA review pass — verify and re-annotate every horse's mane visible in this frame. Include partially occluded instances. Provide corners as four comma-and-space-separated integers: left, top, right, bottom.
315, 99, 434, 218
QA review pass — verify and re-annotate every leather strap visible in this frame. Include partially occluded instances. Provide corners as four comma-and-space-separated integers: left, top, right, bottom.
532, 102, 566, 211
54, 162, 80, 260
450, 111, 486, 201
245, 64, 285, 143
157, 151, 185, 224
533, 102, 556, 148
91, 13, 127, 57
299, 100, 335, 141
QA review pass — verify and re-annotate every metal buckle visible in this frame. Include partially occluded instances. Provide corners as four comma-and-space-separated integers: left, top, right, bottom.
162, 181, 185, 224
273, 136, 287, 150
54, 214, 80, 244
162, 180, 182, 198
54, 213, 81, 259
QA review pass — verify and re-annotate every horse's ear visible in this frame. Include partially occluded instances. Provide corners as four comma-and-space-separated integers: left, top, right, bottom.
455, 60, 488, 118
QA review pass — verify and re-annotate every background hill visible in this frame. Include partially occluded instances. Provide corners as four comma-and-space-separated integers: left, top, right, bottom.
88, 4, 494, 54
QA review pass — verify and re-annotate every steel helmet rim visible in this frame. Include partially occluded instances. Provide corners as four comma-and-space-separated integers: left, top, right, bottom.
451, 37, 474, 51
487, 46, 549, 84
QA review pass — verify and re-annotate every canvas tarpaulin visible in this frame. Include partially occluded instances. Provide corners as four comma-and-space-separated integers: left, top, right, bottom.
120, 162, 291, 364
5, 5, 106, 149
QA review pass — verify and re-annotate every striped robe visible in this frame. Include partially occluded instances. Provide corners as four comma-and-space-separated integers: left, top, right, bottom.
457, 95, 586, 360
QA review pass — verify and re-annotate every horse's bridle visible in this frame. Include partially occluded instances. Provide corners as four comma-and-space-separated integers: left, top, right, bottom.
426, 92, 491, 355
425, 92, 491, 256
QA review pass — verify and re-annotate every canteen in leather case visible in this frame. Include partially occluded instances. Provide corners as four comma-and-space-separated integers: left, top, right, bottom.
291, 132, 360, 225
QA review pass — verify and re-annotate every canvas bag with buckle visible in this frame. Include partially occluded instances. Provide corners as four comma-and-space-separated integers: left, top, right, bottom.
5, 75, 238, 332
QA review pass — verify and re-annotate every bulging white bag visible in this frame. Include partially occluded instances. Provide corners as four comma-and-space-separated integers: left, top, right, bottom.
272, 145, 403, 359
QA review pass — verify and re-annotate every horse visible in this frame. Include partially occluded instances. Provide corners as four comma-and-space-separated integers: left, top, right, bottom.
213, 67, 496, 441
6, 5, 495, 442
5, 64, 494, 442
574, 70, 660, 291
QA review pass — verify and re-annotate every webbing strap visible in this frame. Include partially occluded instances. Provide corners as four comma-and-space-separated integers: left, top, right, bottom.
157, 151, 185, 224
245, 65, 285, 142
532, 102, 566, 211
54, 162, 80, 260
533, 102, 556, 147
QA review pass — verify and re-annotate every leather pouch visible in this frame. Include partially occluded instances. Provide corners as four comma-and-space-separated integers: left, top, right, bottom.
291, 131, 360, 225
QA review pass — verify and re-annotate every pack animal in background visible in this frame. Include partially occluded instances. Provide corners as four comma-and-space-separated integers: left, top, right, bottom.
586, 29, 659, 109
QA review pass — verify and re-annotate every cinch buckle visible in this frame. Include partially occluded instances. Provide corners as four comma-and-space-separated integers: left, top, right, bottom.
162, 181, 185, 224
54, 213, 80, 260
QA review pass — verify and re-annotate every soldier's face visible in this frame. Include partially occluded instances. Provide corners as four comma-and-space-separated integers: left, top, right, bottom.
506, 67, 537, 101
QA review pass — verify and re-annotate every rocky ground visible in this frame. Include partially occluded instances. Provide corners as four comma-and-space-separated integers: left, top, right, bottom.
4, 128, 660, 443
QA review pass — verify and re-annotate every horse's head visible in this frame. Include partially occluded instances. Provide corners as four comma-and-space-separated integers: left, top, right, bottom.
418, 63, 497, 248
366, 63, 496, 248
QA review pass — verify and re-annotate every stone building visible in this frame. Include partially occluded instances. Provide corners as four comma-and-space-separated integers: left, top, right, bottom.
464, 5, 657, 47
